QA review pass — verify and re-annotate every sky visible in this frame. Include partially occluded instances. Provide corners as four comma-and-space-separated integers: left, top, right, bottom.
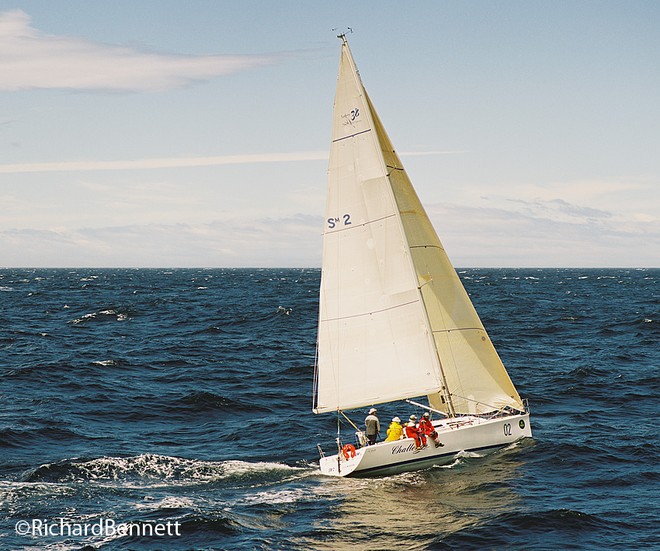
1, 1, 658, 268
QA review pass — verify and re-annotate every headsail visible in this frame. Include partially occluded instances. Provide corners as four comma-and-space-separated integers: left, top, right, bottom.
313, 37, 524, 415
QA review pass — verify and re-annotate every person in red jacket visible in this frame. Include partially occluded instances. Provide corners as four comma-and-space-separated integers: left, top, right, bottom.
404, 415, 426, 450
419, 412, 444, 448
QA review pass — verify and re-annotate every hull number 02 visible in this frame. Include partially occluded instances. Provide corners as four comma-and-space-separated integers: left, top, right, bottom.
503, 423, 512, 436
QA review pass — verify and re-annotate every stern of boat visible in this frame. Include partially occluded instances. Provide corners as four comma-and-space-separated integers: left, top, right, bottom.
319, 447, 364, 477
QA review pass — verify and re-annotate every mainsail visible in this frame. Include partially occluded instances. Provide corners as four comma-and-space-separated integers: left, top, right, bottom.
313, 37, 523, 416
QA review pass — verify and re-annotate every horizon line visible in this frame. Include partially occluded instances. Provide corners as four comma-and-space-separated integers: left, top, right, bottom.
1, 266, 656, 270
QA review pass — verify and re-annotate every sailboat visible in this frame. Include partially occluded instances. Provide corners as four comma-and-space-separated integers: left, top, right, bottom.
312, 35, 532, 477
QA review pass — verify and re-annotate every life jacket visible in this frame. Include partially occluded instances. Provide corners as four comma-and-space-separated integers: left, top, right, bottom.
404, 422, 419, 438
419, 418, 435, 435
385, 422, 403, 441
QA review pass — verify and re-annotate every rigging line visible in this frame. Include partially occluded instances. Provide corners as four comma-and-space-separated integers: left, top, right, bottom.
415, 276, 457, 416
408, 260, 456, 416
312, 339, 321, 412
339, 410, 362, 433
335, 415, 342, 474
320, 298, 419, 323
332, 128, 372, 143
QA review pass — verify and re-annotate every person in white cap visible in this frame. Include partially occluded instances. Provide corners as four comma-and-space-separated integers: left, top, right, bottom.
419, 411, 444, 448
385, 416, 403, 442
405, 414, 424, 450
364, 408, 380, 445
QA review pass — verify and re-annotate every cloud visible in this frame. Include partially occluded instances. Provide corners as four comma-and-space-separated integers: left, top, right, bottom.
0, 150, 460, 174
0, 9, 277, 92
0, 151, 329, 174
426, 198, 660, 267
499, 197, 613, 223
0, 215, 321, 267
3, 196, 658, 268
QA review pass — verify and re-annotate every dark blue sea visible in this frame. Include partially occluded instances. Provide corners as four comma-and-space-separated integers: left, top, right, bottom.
0, 268, 657, 550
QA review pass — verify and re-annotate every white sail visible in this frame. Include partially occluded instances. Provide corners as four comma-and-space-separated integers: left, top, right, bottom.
313, 37, 523, 415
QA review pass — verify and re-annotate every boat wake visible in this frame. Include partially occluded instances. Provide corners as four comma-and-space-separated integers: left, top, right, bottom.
21, 454, 311, 487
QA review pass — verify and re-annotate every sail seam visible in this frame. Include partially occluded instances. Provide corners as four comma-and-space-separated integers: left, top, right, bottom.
332, 129, 372, 143
431, 328, 484, 334
321, 299, 418, 323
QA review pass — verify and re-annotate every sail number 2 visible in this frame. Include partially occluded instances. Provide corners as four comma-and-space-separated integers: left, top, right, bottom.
327, 214, 352, 229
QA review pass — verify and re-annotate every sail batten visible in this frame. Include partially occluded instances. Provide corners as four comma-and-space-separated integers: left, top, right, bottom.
333, 129, 372, 143
321, 299, 419, 323
314, 37, 523, 416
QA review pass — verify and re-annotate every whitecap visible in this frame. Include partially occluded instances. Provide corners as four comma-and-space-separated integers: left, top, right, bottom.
34, 454, 307, 488
70, 313, 97, 324
434, 457, 463, 469
93, 360, 115, 367
243, 488, 307, 505
134, 495, 195, 510
455, 449, 484, 459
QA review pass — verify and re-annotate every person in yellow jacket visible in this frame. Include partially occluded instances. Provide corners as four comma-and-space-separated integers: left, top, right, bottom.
384, 417, 403, 442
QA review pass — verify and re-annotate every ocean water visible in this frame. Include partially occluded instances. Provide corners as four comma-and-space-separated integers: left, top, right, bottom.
0, 267, 657, 551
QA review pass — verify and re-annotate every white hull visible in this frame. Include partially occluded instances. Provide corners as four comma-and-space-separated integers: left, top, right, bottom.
319, 413, 531, 477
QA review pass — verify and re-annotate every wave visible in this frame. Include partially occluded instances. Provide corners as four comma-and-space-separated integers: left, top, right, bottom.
438, 509, 629, 548
173, 391, 271, 414
134, 495, 196, 511
170, 514, 241, 536
2, 358, 135, 382
242, 487, 309, 506
21, 454, 309, 486
69, 308, 132, 325
0, 426, 89, 449
195, 305, 300, 335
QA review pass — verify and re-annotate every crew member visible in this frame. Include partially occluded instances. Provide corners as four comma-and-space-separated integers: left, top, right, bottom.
365, 408, 380, 445
419, 412, 444, 448
404, 414, 425, 450
385, 417, 403, 441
